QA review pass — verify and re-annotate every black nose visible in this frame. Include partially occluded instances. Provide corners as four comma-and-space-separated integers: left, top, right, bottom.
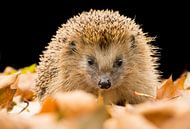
98, 79, 111, 89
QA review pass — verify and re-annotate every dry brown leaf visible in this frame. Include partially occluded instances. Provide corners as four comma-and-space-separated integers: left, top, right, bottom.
134, 102, 177, 127
53, 90, 97, 118
157, 76, 181, 100
15, 73, 37, 101
75, 106, 109, 129
38, 91, 108, 129
0, 87, 17, 110
31, 114, 62, 129
132, 99, 190, 128
0, 112, 31, 129
103, 112, 158, 129
161, 109, 190, 129
174, 72, 188, 90
0, 72, 20, 88
0, 73, 20, 110
106, 105, 126, 118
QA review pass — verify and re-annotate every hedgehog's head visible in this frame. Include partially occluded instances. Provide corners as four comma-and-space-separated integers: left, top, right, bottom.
62, 31, 149, 90
58, 10, 155, 91
80, 35, 134, 89
78, 33, 137, 90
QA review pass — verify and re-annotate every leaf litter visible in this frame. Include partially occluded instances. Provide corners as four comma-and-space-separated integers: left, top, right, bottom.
0, 65, 190, 129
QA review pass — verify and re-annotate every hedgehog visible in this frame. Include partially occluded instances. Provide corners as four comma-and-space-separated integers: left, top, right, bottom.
36, 9, 160, 105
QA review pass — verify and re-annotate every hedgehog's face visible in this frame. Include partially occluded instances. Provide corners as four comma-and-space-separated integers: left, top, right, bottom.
84, 53, 124, 89
77, 35, 135, 90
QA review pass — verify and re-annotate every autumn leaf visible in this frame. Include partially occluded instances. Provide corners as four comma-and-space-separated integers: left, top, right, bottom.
76, 106, 109, 129
3, 66, 17, 75
0, 112, 31, 129
174, 72, 188, 90
0, 87, 16, 111
53, 90, 97, 118
161, 109, 190, 129
19, 64, 36, 74
0, 72, 20, 110
103, 112, 158, 129
15, 73, 37, 101
0, 72, 20, 88
156, 76, 181, 100
2, 64, 37, 75
133, 101, 178, 127
38, 96, 58, 114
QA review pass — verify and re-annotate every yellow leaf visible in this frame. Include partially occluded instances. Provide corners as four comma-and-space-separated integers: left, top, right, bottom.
19, 64, 37, 74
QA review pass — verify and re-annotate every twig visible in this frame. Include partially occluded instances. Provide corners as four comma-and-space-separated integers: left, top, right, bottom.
18, 100, 29, 114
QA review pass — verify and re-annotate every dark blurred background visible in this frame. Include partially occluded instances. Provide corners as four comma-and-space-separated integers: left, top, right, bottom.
0, 1, 189, 80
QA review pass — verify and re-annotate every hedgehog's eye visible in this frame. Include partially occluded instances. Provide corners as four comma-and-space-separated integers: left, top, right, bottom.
114, 58, 123, 68
69, 41, 76, 50
87, 58, 95, 66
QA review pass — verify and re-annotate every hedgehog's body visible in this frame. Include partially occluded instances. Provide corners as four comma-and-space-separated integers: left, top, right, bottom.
36, 10, 160, 105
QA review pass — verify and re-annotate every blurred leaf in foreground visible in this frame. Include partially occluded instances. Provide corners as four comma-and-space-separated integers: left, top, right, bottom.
0, 72, 20, 110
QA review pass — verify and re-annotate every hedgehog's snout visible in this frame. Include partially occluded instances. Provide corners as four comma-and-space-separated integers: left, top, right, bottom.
98, 75, 111, 89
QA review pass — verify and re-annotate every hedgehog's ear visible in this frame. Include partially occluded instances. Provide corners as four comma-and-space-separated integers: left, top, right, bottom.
68, 41, 77, 54
129, 35, 136, 48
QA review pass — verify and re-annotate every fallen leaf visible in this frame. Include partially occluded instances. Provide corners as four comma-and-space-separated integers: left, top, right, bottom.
106, 104, 126, 118
76, 106, 109, 129
0, 72, 20, 88
3, 66, 17, 75
134, 102, 177, 127
103, 112, 158, 129
132, 99, 190, 128
161, 109, 190, 129
19, 64, 36, 74
0, 112, 31, 129
157, 76, 181, 100
174, 72, 188, 90
0, 87, 16, 110
39, 96, 58, 114
53, 90, 97, 118
31, 114, 62, 129
0, 73, 20, 110
15, 73, 37, 101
